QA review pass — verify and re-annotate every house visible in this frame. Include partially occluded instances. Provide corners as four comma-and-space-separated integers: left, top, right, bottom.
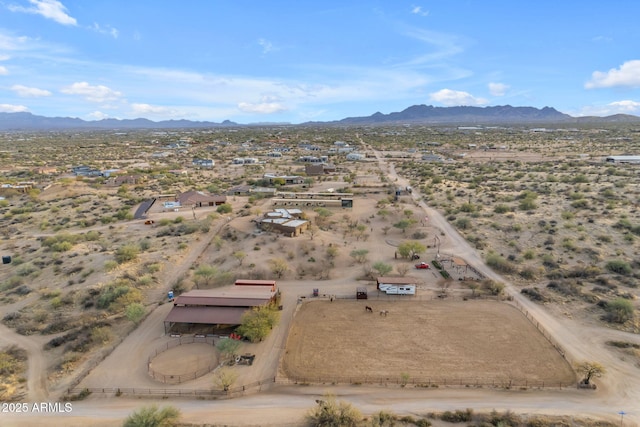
163, 286, 277, 333
421, 154, 444, 162
192, 158, 215, 168
105, 175, 141, 186
176, 191, 227, 207
257, 208, 309, 237
305, 163, 337, 176
346, 152, 365, 161
263, 173, 304, 185
605, 155, 640, 164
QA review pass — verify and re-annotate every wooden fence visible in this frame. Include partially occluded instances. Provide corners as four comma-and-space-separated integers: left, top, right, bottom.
67, 377, 276, 399
147, 336, 216, 384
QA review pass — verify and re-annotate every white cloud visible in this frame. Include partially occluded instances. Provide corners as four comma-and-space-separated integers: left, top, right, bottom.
0, 104, 29, 113
11, 84, 52, 97
0, 54, 10, 61
585, 60, 640, 89
429, 89, 487, 106
8, 0, 77, 26
577, 100, 640, 116
238, 101, 287, 114
258, 38, 274, 55
411, 6, 429, 16
87, 111, 110, 120
130, 103, 184, 117
60, 82, 122, 102
0, 65, 8, 75
90, 23, 119, 38
488, 82, 509, 97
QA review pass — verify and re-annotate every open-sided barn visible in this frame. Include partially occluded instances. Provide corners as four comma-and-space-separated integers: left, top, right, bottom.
163, 285, 277, 333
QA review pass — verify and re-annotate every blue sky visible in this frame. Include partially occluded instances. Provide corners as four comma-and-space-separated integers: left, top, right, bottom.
1, 1, 640, 124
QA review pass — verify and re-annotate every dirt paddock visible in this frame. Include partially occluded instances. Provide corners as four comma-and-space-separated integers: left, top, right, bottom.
283, 299, 576, 386
148, 343, 218, 380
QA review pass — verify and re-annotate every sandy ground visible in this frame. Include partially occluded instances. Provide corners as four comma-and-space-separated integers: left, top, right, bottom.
1, 142, 640, 426
283, 299, 575, 385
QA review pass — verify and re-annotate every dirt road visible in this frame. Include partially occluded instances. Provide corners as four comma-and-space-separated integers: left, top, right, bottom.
4, 145, 639, 426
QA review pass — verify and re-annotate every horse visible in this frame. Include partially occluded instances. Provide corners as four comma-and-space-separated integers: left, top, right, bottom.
365, 306, 373, 313
379, 310, 389, 317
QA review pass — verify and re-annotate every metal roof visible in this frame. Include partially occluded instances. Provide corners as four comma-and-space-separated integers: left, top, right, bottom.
164, 306, 247, 325
376, 276, 419, 285
174, 287, 275, 307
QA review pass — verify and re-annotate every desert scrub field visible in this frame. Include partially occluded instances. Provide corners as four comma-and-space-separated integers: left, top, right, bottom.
0, 345, 27, 400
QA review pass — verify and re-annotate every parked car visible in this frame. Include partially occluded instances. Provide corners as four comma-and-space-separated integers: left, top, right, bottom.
411, 254, 420, 260
415, 262, 430, 269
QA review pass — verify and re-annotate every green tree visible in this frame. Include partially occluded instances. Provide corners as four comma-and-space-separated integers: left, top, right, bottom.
193, 264, 218, 288
397, 241, 425, 260
372, 261, 393, 277
236, 305, 280, 342
233, 251, 246, 265
125, 303, 146, 324
216, 338, 241, 362
123, 404, 181, 427
393, 219, 411, 234
349, 249, 369, 264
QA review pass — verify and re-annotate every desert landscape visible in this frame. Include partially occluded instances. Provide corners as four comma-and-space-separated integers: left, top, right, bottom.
0, 123, 639, 426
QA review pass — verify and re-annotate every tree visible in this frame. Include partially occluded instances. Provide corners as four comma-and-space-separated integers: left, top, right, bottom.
372, 261, 393, 277
125, 303, 145, 324
236, 304, 280, 343
393, 219, 411, 234
193, 264, 218, 288
576, 361, 605, 385
307, 393, 362, 427
216, 338, 241, 362
269, 258, 289, 278
396, 263, 410, 276
213, 367, 238, 391
397, 241, 425, 260
123, 404, 181, 427
233, 251, 246, 265
326, 245, 339, 260
349, 249, 369, 264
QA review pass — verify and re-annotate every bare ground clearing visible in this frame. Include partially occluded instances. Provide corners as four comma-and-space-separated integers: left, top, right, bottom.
283, 299, 576, 385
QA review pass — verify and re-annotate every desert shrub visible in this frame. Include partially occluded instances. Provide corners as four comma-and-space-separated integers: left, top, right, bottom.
521, 287, 547, 302
603, 298, 635, 323
494, 204, 511, 214
123, 404, 181, 427
115, 244, 139, 264
96, 284, 131, 310
307, 394, 362, 427
605, 260, 632, 275
0, 276, 23, 292
440, 409, 473, 423
485, 253, 515, 274
216, 203, 232, 214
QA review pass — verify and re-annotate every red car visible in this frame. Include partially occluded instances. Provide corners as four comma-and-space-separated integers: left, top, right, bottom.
415, 262, 430, 269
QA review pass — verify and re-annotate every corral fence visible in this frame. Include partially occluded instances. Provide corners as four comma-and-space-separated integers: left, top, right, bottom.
67, 377, 276, 399
282, 375, 575, 390
147, 335, 217, 384
511, 299, 572, 365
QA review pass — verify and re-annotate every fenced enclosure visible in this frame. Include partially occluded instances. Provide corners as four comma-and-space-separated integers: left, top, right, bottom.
147, 336, 217, 384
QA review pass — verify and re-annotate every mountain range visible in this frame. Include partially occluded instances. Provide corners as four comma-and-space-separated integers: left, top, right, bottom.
1, 105, 639, 131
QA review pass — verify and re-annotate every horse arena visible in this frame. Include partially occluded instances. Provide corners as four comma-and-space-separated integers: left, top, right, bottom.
282, 299, 576, 386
